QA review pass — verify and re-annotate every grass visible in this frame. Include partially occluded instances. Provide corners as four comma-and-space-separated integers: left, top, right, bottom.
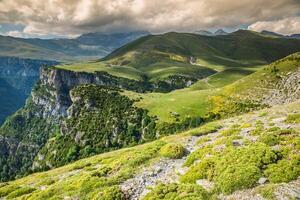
189, 67, 262, 90
123, 52, 300, 123
55, 61, 145, 81
187, 122, 222, 136
285, 113, 300, 124
124, 88, 217, 123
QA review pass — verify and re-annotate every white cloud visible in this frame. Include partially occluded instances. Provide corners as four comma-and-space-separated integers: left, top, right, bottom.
6, 30, 24, 37
248, 17, 300, 35
0, 0, 299, 37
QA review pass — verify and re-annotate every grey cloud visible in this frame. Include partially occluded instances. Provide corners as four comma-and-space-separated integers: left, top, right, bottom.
0, 0, 299, 37
248, 17, 300, 35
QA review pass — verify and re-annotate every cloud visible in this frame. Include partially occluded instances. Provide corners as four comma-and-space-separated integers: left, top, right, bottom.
248, 16, 300, 35
0, 0, 299, 37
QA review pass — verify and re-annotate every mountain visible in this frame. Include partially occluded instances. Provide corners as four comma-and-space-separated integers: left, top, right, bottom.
0, 53, 299, 199
0, 31, 149, 62
77, 31, 149, 48
214, 29, 228, 35
194, 30, 213, 36
260, 30, 284, 37
53, 30, 300, 91
290, 34, 300, 39
260, 30, 300, 40
194, 29, 228, 36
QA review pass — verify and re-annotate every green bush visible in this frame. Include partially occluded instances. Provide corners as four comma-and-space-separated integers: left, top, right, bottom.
285, 114, 300, 124
188, 122, 222, 136
259, 132, 280, 146
159, 143, 186, 159
181, 143, 280, 194
256, 184, 277, 200
180, 158, 215, 183
94, 186, 123, 200
143, 183, 210, 200
216, 164, 261, 194
6, 187, 36, 199
0, 185, 18, 197
264, 159, 300, 183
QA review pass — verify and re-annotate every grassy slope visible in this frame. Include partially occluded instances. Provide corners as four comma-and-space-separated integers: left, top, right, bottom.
55, 30, 300, 86
1, 98, 299, 199
124, 52, 300, 123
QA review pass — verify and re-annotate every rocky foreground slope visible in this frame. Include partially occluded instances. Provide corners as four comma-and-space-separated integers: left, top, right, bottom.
0, 98, 299, 199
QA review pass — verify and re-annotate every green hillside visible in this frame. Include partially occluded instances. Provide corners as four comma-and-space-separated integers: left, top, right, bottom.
56, 30, 300, 88
0, 98, 298, 199
125, 52, 300, 123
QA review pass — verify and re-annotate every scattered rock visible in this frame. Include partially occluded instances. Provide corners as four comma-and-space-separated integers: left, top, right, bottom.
196, 179, 215, 191
258, 177, 268, 185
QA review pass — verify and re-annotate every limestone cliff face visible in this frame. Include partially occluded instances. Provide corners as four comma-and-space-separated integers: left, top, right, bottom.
33, 67, 152, 118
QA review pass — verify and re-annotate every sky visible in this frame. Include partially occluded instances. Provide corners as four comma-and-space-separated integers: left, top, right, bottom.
0, 0, 299, 38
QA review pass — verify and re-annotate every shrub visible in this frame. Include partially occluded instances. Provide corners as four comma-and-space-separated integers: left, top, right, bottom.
216, 164, 261, 194
6, 187, 36, 199
94, 186, 123, 200
219, 127, 240, 137
159, 143, 186, 159
143, 183, 210, 200
264, 159, 300, 183
259, 132, 280, 146
188, 122, 222, 136
256, 184, 277, 200
285, 114, 300, 124
181, 143, 280, 194
0, 185, 18, 197
180, 158, 215, 183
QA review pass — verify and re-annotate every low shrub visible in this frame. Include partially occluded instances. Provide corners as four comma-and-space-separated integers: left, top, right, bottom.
264, 159, 300, 183
180, 158, 215, 183
159, 143, 186, 159
259, 132, 280, 146
6, 187, 36, 199
181, 143, 280, 194
0, 185, 18, 197
216, 164, 261, 194
143, 183, 210, 200
188, 122, 222, 136
256, 184, 277, 200
94, 186, 123, 200
285, 114, 300, 124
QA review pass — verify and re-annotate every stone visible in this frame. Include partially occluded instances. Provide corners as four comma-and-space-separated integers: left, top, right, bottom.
258, 177, 268, 184
196, 179, 215, 191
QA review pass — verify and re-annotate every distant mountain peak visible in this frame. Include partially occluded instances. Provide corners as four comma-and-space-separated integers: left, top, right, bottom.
260, 30, 283, 37
214, 29, 228, 35
194, 30, 213, 36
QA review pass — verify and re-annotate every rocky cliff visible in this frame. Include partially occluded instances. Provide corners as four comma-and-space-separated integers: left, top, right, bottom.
0, 67, 157, 181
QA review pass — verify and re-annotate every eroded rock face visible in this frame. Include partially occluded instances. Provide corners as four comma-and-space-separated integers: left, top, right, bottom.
263, 68, 300, 105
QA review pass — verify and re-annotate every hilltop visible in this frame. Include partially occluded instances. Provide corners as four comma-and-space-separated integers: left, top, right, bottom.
56, 30, 300, 89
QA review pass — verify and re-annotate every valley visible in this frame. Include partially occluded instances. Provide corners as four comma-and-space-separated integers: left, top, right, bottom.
0, 30, 299, 200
